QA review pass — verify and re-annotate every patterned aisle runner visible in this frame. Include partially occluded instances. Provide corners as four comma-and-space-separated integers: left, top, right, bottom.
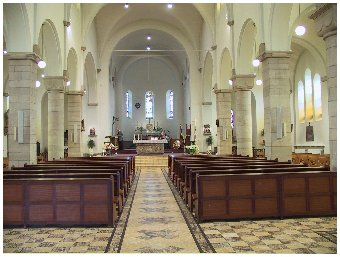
109, 167, 200, 253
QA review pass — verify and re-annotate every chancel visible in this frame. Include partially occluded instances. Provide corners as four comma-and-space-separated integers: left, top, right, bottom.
3, 2, 337, 254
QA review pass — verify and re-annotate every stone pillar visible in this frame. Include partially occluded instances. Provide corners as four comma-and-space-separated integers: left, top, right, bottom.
310, 4, 337, 171
67, 91, 83, 157
7, 53, 38, 167
232, 74, 255, 157
214, 89, 232, 155
44, 76, 65, 160
258, 48, 292, 162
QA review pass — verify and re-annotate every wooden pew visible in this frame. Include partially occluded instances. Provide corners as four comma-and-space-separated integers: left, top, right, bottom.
195, 170, 336, 222
4, 174, 115, 227
186, 166, 330, 212
6, 168, 123, 218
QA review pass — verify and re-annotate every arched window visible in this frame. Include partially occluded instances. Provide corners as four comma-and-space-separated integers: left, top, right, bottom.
298, 80, 305, 123
125, 90, 132, 118
166, 90, 174, 119
313, 73, 322, 121
145, 91, 154, 119
304, 69, 314, 121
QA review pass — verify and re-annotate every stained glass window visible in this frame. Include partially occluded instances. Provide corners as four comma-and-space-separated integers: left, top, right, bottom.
313, 73, 322, 121
298, 81, 305, 123
145, 91, 154, 119
166, 90, 174, 119
305, 69, 314, 121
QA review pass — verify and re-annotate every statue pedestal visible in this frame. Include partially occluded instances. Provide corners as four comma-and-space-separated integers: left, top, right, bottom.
133, 139, 167, 154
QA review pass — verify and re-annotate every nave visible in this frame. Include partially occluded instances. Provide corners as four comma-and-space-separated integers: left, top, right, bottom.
3, 166, 337, 254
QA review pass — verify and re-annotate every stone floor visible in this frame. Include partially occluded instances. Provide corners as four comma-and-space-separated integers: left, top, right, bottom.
3, 167, 337, 254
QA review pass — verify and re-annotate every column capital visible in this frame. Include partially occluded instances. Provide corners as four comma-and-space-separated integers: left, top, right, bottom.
310, 4, 337, 39
258, 50, 292, 62
231, 74, 255, 91
214, 89, 233, 95
67, 91, 84, 96
44, 76, 65, 92
6, 52, 40, 63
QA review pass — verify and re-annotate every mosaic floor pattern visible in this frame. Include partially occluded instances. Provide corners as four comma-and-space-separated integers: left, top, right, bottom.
117, 167, 200, 253
2, 167, 337, 254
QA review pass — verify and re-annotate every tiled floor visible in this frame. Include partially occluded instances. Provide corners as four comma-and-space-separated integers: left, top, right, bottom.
3, 167, 337, 254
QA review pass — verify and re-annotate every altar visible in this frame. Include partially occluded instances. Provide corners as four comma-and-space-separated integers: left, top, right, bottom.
133, 139, 167, 154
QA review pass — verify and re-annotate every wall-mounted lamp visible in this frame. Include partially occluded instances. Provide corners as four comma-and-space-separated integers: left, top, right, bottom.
63, 20, 71, 27
295, 4, 306, 36
3, 41, 7, 54
63, 70, 70, 86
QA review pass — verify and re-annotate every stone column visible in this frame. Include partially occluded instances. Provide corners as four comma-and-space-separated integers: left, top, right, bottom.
67, 91, 83, 157
310, 4, 337, 171
44, 76, 65, 160
7, 53, 38, 167
214, 89, 232, 155
258, 47, 292, 162
232, 74, 255, 157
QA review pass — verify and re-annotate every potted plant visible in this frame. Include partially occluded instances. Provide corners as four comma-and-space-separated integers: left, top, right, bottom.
206, 135, 213, 154
88, 139, 95, 157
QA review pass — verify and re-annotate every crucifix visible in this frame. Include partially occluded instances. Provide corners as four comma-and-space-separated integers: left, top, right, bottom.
147, 117, 152, 124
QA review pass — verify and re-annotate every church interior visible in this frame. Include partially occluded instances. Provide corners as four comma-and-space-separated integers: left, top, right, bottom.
2, 2, 337, 254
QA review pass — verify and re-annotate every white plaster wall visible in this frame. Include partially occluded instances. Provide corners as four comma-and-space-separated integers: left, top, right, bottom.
117, 58, 184, 142
294, 51, 329, 153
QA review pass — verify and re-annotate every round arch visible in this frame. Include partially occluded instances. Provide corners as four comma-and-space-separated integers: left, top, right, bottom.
219, 47, 233, 90
84, 52, 98, 105
237, 18, 257, 74
269, 3, 293, 51
67, 48, 78, 91
203, 52, 213, 102
3, 3, 31, 52
38, 20, 62, 76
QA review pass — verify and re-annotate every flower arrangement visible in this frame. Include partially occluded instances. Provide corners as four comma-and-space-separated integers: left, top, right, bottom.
185, 143, 199, 155
136, 126, 145, 133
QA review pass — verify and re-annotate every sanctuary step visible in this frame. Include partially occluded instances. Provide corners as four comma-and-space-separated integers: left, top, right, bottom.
135, 155, 168, 168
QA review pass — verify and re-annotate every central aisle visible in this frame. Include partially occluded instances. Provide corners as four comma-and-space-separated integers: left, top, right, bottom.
119, 167, 200, 253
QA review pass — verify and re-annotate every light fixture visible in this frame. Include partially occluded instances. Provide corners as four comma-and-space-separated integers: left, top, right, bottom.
66, 80, 71, 86
167, 3, 173, 9
256, 79, 263, 86
35, 80, 41, 88
3, 41, 7, 54
63, 20, 71, 27
84, 89, 87, 95
124, 3, 129, 9
146, 45, 151, 51
252, 59, 260, 67
146, 35, 151, 40
252, 42, 260, 67
38, 59, 46, 68
228, 80, 233, 86
295, 25, 306, 36
295, 4, 306, 36
41, 74, 45, 78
